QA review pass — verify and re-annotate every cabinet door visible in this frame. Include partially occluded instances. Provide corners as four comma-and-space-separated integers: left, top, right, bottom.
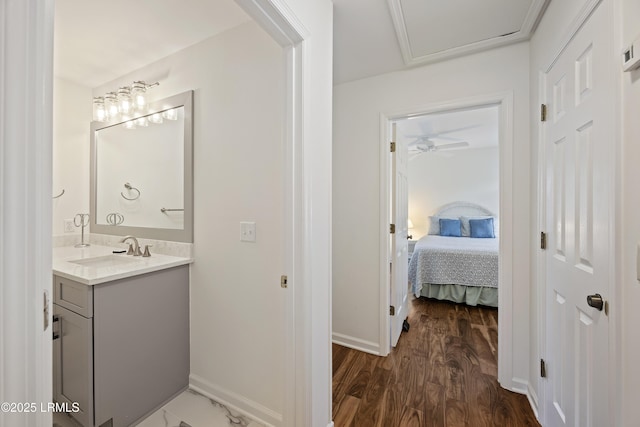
53, 304, 94, 427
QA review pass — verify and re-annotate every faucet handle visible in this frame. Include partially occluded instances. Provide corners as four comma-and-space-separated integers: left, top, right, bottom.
126, 243, 134, 255
142, 245, 152, 257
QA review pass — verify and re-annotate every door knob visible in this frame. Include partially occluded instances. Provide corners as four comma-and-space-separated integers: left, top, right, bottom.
586, 293, 604, 311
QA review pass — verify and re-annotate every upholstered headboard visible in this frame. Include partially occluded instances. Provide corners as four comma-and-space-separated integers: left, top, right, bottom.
433, 201, 496, 218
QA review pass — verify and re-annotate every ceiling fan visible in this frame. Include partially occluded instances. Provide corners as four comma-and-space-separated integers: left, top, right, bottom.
408, 136, 469, 153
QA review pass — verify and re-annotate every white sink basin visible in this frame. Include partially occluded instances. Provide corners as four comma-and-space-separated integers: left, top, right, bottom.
69, 255, 141, 268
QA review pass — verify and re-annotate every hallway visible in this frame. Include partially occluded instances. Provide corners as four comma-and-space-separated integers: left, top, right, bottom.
332, 298, 539, 426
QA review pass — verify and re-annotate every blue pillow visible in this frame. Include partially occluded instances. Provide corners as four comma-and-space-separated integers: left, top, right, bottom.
469, 217, 495, 238
439, 218, 461, 237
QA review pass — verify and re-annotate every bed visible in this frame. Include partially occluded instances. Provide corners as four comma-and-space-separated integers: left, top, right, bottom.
408, 201, 499, 307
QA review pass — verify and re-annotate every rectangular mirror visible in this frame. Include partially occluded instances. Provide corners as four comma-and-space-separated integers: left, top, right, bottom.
90, 90, 193, 242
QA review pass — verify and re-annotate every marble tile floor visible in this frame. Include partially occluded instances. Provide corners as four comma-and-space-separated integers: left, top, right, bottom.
53, 389, 265, 427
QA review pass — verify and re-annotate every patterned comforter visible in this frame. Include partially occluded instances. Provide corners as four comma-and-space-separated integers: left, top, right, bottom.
409, 235, 499, 297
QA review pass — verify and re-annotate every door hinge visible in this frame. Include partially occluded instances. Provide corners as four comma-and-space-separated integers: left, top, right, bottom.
540, 231, 547, 250
390, 142, 396, 153
541, 104, 547, 122
280, 275, 288, 289
390, 224, 396, 234
390, 305, 395, 316
43, 291, 49, 331
540, 358, 547, 378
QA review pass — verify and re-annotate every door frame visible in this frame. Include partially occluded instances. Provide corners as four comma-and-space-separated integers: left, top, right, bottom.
378, 92, 517, 389
535, 0, 622, 423
0, 1, 324, 426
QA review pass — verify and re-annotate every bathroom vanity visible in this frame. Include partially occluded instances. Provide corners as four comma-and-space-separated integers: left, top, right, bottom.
52, 245, 192, 427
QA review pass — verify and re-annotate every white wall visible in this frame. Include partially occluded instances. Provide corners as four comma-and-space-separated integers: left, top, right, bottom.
93, 22, 287, 424
333, 41, 531, 387
52, 77, 91, 236
619, 0, 640, 423
408, 147, 499, 238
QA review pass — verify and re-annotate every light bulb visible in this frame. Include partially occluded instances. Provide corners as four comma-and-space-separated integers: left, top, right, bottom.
104, 92, 119, 120
93, 97, 107, 122
131, 81, 147, 112
117, 87, 133, 115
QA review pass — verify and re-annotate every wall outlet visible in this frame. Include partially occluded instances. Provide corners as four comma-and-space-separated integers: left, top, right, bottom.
240, 222, 256, 242
64, 219, 75, 233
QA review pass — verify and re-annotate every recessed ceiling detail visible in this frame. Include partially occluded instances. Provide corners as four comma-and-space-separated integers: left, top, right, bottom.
388, 0, 547, 67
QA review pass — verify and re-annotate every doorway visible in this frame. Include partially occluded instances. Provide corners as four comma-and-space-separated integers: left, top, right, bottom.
379, 92, 518, 390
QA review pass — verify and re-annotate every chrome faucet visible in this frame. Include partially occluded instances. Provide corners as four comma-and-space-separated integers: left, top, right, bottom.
119, 235, 142, 256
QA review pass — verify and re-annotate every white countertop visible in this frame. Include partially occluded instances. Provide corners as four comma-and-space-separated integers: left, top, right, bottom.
53, 245, 193, 285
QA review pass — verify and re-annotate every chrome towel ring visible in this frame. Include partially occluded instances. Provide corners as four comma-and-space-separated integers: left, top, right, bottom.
106, 212, 125, 225
121, 182, 141, 201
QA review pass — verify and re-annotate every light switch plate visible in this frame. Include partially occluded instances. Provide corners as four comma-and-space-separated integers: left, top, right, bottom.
240, 222, 256, 242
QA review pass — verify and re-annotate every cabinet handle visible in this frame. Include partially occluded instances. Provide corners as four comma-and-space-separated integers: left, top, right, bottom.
52, 315, 60, 340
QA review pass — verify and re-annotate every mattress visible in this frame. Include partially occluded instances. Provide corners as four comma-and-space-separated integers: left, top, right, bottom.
409, 234, 499, 298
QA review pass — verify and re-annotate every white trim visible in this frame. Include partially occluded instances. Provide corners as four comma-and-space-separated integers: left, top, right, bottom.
387, 0, 546, 68
0, 1, 54, 426
535, 68, 548, 425
233, 2, 311, 426
527, 382, 540, 421
379, 91, 516, 387
190, 374, 281, 427
332, 333, 381, 355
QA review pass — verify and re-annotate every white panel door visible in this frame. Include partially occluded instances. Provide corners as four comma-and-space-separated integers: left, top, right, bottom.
544, 3, 613, 426
390, 122, 409, 347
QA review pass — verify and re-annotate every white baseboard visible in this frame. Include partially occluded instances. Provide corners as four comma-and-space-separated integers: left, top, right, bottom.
509, 377, 540, 422
190, 374, 282, 427
332, 332, 381, 355
511, 377, 529, 395
527, 382, 540, 421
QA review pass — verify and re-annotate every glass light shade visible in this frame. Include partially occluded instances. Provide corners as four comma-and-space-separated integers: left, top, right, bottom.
117, 87, 133, 115
104, 92, 119, 120
93, 97, 107, 122
162, 108, 178, 120
148, 113, 163, 124
131, 81, 147, 111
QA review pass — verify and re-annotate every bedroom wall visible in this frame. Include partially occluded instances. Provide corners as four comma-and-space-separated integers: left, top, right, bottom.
52, 77, 91, 236
92, 22, 288, 424
333, 41, 531, 389
408, 146, 499, 239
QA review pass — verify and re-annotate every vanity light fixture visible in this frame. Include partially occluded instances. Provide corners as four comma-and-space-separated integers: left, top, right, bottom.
92, 81, 159, 123
148, 112, 163, 124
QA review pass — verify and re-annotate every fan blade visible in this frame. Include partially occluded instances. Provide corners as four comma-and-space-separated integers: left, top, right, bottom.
435, 141, 469, 150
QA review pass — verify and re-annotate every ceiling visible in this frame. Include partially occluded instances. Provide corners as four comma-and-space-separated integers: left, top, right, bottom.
395, 105, 499, 158
54, 0, 251, 87
55, 0, 547, 88
334, 0, 547, 84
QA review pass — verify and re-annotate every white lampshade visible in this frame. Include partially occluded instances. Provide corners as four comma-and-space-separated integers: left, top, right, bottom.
408, 219, 414, 229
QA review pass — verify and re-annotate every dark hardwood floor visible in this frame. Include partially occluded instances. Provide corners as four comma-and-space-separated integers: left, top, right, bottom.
332, 297, 540, 427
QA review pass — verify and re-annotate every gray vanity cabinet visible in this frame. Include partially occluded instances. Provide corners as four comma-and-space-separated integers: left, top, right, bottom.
53, 265, 189, 427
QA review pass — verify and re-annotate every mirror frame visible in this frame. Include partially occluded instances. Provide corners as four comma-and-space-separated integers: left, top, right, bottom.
90, 90, 194, 242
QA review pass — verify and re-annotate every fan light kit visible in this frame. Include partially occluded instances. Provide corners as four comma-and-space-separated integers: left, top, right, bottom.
92, 81, 160, 123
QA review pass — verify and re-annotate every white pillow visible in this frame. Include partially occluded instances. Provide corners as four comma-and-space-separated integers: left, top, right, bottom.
460, 215, 497, 237
427, 216, 440, 235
